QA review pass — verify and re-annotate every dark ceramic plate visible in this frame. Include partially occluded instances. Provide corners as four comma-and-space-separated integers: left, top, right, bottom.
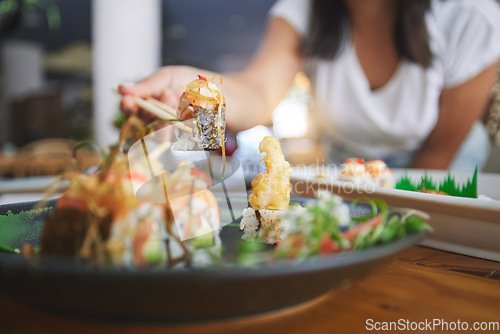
0, 199, 424, 322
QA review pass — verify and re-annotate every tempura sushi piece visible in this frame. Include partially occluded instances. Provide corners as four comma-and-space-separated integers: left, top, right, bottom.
177, 75, 226, 150
365, 159, 394, 188
240, 136, 293, 244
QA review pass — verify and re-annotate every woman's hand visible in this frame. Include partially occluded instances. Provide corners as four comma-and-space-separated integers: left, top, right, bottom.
118, 65, 215, 122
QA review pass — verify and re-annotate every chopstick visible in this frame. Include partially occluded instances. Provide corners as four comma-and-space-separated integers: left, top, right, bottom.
132, 97, 192, 134
134, 97, 177, 120
114, 88, 192, 134
146, 97, 178, 118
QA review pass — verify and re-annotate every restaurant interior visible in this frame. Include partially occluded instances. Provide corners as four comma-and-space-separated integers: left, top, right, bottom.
0, 0, 499, 333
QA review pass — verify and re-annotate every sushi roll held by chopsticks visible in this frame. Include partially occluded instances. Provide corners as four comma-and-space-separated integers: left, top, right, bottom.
118, 75, 228, 177
118, 75, 226, 151
177, 75, 226, 151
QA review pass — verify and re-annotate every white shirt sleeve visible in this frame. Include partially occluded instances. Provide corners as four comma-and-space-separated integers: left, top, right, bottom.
437, 0, 500, 87
269, 0, 311, 37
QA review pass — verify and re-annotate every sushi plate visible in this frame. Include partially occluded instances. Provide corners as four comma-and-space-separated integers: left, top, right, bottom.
291, 166, 500, 261
0, 197, 424, 322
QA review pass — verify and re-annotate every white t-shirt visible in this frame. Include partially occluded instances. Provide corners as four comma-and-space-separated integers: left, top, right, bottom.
270, 0, 500, 159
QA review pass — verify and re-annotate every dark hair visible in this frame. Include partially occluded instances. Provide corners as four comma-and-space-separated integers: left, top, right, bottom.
302, 0, 433, 68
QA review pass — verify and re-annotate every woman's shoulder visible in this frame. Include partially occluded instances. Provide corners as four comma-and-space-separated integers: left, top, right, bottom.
429, 0, 500, 33
269, 0, 311, 37
428, 0, 500, 87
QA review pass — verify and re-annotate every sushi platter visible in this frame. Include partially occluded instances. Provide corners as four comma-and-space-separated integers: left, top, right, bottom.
0, 126, 428, 321
0, 196, 425, 322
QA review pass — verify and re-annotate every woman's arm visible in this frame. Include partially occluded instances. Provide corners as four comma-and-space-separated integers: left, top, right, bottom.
411, 62, 498, 169
120, 17, 303, 133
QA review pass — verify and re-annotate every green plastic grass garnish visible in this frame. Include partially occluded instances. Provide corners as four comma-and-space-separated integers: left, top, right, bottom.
395, 167, 477, 198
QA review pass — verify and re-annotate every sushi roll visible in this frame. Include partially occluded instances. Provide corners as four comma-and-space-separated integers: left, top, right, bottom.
240, 136, 293, 244
166, 164, 222, 268
365, 159, 394, 188
39, 154, 222, 270
177, 75, 226, 151
338, 158, 394, 188
338, 158, 371, 184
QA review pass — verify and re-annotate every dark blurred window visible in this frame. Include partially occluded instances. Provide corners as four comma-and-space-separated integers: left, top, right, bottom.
163, 0, 276, 72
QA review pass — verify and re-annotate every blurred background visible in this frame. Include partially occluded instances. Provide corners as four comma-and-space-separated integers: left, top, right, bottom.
0, 0, 498, 179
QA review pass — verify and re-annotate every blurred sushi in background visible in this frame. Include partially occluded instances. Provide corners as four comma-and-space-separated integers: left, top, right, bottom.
339, 158, 371, 185
365, 159, 394, 188
339, 158, 394, 188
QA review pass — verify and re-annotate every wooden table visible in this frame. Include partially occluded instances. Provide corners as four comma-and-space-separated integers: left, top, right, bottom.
0, 246, 499, 333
